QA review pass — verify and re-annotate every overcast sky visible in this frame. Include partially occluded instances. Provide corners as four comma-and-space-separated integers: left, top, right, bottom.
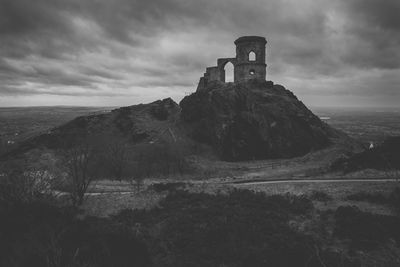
0, 0, 399, 108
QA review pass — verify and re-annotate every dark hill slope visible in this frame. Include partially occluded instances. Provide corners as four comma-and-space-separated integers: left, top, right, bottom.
180, 80, 342, 161
3, 80, 349, 162
2, 98, 185, 158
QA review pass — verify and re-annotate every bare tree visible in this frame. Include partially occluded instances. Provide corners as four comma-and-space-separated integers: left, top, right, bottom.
105, 140, 129, 181
59, 140, 98, 207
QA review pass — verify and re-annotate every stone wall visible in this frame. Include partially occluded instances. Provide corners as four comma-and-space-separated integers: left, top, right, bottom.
196, 36, 267, 92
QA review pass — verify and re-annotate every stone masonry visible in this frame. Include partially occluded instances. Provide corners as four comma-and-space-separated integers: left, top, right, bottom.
197, 36, 267, 91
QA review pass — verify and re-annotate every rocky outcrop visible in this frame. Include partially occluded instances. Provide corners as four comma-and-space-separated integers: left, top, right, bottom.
180, 80, 340, 161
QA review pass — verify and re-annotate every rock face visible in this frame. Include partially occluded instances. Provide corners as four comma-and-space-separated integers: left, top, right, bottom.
180, 80, 339, 161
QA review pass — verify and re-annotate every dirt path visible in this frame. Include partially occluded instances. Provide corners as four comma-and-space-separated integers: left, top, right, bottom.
83, 178, 398, 196
232, 178, 397, 186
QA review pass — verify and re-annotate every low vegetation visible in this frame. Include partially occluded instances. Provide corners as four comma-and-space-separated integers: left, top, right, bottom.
149, 182, 186, 193
334, 205, 400, 250
1, 131, 195, 208
0, 189, 319, 267
346, 187, 400, 211
5, 186, 400, 266
2, 108, 400, 266
346, 191, 388, 204
308, 190, 333, 202
0, 202, 150, 267
332, 136, 400, 173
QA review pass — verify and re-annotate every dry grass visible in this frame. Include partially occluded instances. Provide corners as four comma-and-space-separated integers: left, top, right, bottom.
79, 137, 398, 218
235, 180, 396, 197
236, 180, 399, 215
81, 178, 400, 217
82, 190, 167, 217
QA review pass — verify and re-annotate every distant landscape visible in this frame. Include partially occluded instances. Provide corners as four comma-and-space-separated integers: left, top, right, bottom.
1, 105, 399, 149
313, 107, 400, 145
0, 106, 112, 148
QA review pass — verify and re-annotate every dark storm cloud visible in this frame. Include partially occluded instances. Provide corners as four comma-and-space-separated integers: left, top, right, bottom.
346, 0, 400, 31
0, 0, 399, 106
0, 0, 76, 59
336, 0, 400, 69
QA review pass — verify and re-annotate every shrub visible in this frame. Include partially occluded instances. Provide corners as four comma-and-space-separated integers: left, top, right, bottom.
113, 189, 319, 267
150, 103, 169, 120
331, 136, 400, 173
60, 218, 151, 267
388, 187, 400, 211
346, 191, 387, 204
0, 158, 57, 207
129, 142, 194, 179
266, 193, 314, 215
150, 182, 186, 193
334, 206, 400, 250
309, 190, 332, 202
0, 202, 151, 267
346, 188, 400, 212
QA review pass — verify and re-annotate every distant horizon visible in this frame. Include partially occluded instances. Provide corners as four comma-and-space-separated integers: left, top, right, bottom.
0, 102, 399, 112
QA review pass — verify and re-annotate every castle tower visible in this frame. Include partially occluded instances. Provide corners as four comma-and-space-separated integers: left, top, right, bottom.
234, 36, 267, 82
196, 36, 267, 91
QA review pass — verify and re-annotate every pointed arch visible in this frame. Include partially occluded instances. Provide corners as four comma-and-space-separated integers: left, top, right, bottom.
248, 51, 256, 61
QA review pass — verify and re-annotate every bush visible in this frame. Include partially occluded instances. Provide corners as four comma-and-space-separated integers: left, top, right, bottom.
113, 189, 320, 267
332, 136, 400, 173
0, 158, 56, 207
346, 188, 400, 212
309, 190, 332, 202
0, 202, 151, 267
129, 142, 194, 179
266, 193, 314, 215
334, 206, 400, 250
60, 218, 151, 267
346, 191, 387, 204
388, 187, 400, 211
150, 182, 186, 193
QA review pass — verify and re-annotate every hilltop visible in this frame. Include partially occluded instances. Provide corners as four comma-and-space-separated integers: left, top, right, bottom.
180, 80, 344, 161
1, 80, 353, 162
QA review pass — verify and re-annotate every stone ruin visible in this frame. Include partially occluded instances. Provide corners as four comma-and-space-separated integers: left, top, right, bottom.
197, 36, 267, 92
